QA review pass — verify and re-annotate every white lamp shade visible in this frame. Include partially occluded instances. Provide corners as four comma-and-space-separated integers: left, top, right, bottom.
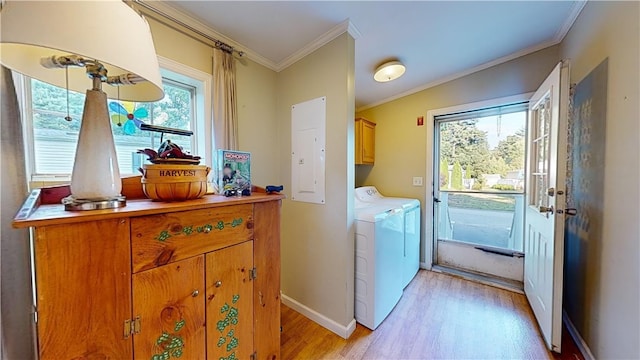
374, 61, 406, 82
0, 0, 163, 102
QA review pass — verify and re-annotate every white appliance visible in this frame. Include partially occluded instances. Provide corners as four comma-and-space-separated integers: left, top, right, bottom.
354, 199, 404, 330
355, 186, 421, 289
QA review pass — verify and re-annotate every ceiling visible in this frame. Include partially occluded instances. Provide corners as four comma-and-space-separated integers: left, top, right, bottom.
162, 1, 584, 110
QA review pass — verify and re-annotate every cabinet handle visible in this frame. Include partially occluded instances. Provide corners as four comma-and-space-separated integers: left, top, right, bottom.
191, 290, 199, 297
215, 281, 222, 288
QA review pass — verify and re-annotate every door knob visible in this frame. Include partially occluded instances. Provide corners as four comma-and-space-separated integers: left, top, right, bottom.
539, 205, 554, 214
558, 208, 577, 216
548, 187, 565, 196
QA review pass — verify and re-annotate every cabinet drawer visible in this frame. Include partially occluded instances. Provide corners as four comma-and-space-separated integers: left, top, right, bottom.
132, 205, 253, 273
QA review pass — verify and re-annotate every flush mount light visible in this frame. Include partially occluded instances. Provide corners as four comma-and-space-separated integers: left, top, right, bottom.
374, 61, 406, 82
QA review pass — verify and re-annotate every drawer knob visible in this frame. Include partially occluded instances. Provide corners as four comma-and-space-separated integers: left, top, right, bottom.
215, 281, 222, 288
191, 290, 199, 297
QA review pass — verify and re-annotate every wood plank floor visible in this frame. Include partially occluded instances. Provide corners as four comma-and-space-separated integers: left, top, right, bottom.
281, 270, 584, 360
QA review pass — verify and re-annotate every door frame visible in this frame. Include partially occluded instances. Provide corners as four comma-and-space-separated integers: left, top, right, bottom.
423, 93, 534, 270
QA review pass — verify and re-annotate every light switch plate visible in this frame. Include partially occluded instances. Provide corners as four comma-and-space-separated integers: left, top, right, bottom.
412, 177, 423, 186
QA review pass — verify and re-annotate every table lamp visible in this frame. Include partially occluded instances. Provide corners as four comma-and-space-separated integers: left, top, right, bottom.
0, 0, 164, 210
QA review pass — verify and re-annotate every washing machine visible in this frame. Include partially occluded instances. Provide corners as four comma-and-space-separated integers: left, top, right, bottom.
354, 199, 404, 330
356, 186, 421, 289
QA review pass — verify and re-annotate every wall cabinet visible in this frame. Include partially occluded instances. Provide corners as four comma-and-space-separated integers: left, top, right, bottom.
355, 117, 376, 165
14, 194, 283, 360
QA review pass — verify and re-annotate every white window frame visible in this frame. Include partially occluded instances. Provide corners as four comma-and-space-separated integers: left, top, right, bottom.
16, 55, 212, 183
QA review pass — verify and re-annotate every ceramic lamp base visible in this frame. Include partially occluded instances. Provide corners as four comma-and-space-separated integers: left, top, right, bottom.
70, 89, 123, 200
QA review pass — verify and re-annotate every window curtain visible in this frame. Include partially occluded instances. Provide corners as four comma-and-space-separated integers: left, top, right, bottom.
1, 66, 35, 359
212, 48, 238, 151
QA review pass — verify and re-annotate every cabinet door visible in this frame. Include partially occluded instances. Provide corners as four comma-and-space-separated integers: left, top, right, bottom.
206, 241, 254, 360
254, 201, 282, 360
362, 121, 376, 164
133, 256, 206, 360
34, 219, 132, 359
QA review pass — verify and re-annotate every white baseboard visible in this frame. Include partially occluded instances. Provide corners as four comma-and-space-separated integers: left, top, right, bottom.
420, 261, 432, 270
281, 293, 356, 339
563, 310, 595, 360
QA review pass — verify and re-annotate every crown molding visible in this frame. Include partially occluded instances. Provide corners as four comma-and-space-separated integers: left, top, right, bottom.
275, 19, 360, 72
347, 20, 362, 40
138, 0, 278, 71
554, 0, 587, 43
141, 0, 585, 110
357, 39, 562, 112
139, 1, 360, 73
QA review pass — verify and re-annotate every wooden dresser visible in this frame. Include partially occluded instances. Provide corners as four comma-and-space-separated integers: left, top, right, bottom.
13, 193, 283, 360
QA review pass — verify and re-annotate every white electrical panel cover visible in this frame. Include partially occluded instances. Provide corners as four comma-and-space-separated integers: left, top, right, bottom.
291, 96, 326, 204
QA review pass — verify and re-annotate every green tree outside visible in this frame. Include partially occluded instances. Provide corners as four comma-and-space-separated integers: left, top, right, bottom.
440, 158, 449, 187
439, 120, 491, 178
452, 161, 463, 190
31, 79, 192, 138
495, 129, 525, 171
439, 119, 525, 191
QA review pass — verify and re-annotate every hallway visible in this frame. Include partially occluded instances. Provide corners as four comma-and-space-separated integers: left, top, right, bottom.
282, 270, 583, 359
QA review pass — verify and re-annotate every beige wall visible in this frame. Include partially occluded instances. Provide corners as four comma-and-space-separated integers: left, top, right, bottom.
356, 45, 559, 263
277, 33, 356, 329
236, 58, 279, 186
147, 14, 280, 188
559, 2, 639, 358
146, 17, 212, 75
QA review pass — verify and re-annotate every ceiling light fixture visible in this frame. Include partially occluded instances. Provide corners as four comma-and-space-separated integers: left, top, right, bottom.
374, 61, 406, 82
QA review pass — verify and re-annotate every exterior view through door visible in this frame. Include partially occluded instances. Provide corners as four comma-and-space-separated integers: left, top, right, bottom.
431, 61, 570, 353
434, 102, 528, 282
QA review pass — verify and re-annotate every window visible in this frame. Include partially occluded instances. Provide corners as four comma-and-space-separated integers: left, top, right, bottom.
433, 100, 529, 253
435, 101, 529, 193
20, 57, 212, 182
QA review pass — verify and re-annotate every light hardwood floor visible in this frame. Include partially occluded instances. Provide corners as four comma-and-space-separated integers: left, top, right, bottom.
281, 270, 583, 360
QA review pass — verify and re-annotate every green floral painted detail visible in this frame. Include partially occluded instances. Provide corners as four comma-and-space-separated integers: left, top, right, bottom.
155, 230, 172, 242
219, 353, 237, 360
216, 294, 240, 359
196, 224, 213, 233
151, 319, 185, 360
214, 218, 243, 231
154, 218, 243, 242
220, 303, 230, 314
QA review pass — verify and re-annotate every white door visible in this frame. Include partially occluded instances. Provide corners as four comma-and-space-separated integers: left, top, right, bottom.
524, 61, 570, 353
